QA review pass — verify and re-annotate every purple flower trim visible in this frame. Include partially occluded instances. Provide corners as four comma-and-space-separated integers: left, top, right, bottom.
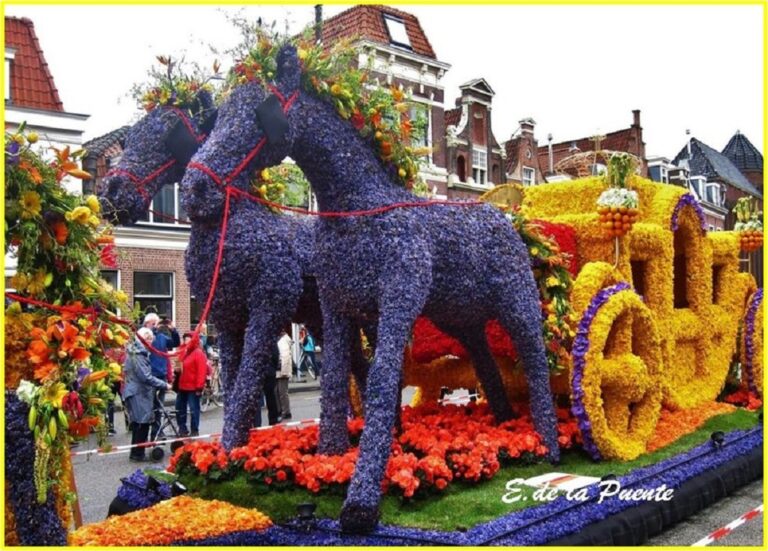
5, 392, 68, 545
488, 426, 762, 545
570, 282, 632, 461
171, 426, 762, 546
116, 469, 172, 511
670, 193, 707, 233
743, 288, 763, 394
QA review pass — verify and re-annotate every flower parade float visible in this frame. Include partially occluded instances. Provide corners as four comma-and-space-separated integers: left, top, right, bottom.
4, 128, 131, 545
37, 31, 764, 545
174, 31, 763, 540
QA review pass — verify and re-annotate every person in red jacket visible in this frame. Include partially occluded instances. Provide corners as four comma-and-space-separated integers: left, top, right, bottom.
175, 333, 208, 436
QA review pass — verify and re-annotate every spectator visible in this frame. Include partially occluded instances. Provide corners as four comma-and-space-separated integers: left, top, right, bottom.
123, 327, 171, 462
176, 333, 208, 437
142, 313, 174, 441
300, 327, 318, 377
255, 344, 281, 427
276, 330, 293, 420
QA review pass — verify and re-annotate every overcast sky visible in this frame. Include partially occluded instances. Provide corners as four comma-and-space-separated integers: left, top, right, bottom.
5, 3, 764, 158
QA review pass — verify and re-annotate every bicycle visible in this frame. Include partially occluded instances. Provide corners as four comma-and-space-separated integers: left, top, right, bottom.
297, 350, 318, 380
200, 350, 224, 412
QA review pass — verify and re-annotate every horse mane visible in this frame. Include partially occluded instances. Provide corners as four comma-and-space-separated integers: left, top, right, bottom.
229, 31, 429, 192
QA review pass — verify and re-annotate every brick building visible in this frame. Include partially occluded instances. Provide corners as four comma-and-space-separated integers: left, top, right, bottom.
443, 78, 506, 199
320, 4, 451, 197
499, 109, 647, 188
4, 16, 89, 282
82, 128, 197, 332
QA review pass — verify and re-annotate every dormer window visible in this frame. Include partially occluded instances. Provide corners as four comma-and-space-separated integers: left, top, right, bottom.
383, 14, 411, 50
5, 48, 15, 102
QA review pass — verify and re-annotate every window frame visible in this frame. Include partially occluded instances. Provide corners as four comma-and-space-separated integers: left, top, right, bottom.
137, 182, 190, 227
382, 14, 412, 50
522, 167, 536, 186
5, 48, 15, 102
471, 147, 487, 186
133, 271, 175, 320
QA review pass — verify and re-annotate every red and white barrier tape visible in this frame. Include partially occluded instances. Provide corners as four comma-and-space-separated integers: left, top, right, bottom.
691, 504, 763, 546
70, 418, 320, 458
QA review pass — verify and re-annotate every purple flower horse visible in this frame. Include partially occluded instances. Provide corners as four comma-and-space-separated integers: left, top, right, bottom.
184, 45, 559, 533
98, 89, 369, 448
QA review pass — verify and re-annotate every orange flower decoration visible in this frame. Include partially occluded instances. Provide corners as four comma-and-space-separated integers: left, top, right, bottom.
70, 496, 272, 546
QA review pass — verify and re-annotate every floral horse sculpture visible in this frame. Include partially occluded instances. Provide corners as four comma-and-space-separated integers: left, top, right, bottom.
98, 89, 369, 447
184, 45, 559, 532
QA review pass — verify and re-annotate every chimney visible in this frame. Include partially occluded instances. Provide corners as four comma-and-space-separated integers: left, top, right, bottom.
314, 4, 323, 43
632, 109, 641, 127
519, 117, 536, 136
547, 133, 554, 174
686, 129, 692, 158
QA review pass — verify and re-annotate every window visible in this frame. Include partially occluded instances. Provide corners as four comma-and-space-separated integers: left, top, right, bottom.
134, 272, 173, 319
660, 166, 669, 184
383, 14, 411, 49
456, 155, 467, 182
706, 183, 721, 206
472, 147, 487, 186
137, 182, 189, 225
689, 177, 704, 200
522, 167, 536, 186
5, 48, 14, 102
408, 104, 429, 152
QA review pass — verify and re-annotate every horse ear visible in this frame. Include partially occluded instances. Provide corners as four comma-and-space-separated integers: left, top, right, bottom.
196, 89, 215, 111
200, 108, 218, 136
255, 95, 289, 146
276, 44, 301, 92
165, 119, 199, 164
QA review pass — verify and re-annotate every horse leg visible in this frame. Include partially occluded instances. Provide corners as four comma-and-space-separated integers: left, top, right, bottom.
216, 327, 244, 435
221, 309, 285, 450
340, 294, 427, 533
317, 309, 353, 455
456, 328, 514, 422
496, 296, 560, 462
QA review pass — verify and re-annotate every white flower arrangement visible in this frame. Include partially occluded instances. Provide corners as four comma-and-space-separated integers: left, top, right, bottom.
597, 188, 639, 209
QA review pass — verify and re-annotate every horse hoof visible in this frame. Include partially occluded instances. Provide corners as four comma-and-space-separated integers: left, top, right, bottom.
340, 502, 380, 534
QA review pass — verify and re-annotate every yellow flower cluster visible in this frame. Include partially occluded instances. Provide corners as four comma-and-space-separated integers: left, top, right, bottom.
576, 287, 663, 460
741, 290, 764, 397
70, 496, 272, 546
65, 195, 101, 227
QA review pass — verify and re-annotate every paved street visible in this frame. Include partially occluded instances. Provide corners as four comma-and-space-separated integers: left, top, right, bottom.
72, 387, 762, 545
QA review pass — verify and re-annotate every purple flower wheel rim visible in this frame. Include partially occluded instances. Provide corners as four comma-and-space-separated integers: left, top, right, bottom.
670, 193, 707, 233
570, 282, 632, 461
743, 288, 763, 394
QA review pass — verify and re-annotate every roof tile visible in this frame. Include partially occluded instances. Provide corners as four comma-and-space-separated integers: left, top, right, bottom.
322, 5, 437, 59
5, 16, 63, 111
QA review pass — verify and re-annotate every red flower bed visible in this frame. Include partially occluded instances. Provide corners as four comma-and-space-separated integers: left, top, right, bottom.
170, 403, 582, 500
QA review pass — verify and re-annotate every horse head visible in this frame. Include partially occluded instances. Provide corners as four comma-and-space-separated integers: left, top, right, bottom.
99, 89, 217, 225
183, 45, 303, 218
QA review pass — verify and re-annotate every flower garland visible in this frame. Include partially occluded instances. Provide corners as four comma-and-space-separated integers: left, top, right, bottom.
70, 496, 272, 546
570, 283, 663, 461
229, 28, 429, 190
5, 130, 130, 512
133, 56, 220, 112
170, 403, 581, 499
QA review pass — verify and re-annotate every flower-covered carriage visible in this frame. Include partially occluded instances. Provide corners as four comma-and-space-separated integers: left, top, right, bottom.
405, 175, 762, 461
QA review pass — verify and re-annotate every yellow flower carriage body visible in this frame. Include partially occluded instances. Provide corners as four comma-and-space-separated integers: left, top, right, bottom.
403, 176, 760, 461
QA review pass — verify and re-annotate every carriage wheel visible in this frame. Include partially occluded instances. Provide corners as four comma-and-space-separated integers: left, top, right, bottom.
741, 289, 764, 397
571, 283, 663, 461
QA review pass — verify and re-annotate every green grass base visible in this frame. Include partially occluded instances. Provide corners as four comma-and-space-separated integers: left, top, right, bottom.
177, 409, 760, 532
